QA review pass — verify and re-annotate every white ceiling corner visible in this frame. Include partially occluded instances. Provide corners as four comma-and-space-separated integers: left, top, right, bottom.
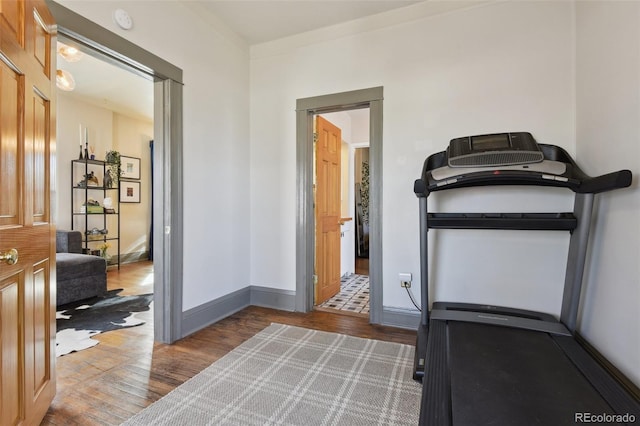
58, 1, 424, 121
196, 0, 423, 45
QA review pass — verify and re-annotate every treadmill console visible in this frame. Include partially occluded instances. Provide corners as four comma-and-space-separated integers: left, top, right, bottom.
416, 135, 632, 197
431, 160, 567, 183
448, 132, 544, 168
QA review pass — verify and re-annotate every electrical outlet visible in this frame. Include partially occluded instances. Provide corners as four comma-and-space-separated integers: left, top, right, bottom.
399, 272, 412, 288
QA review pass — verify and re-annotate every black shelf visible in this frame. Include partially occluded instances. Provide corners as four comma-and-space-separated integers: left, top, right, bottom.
73, 186, 118, 190
72, 214, 118, 217
72, 158, 118, 166
84, 236, 119, 242
71, 158, 120, 269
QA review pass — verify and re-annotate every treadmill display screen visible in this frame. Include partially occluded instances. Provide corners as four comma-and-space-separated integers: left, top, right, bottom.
471, 134, 510, 151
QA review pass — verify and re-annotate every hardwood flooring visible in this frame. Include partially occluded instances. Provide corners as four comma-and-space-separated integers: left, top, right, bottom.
42, 261, 416, 425
355, 256, 369, 275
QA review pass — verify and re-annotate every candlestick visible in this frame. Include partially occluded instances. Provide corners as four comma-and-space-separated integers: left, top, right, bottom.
79, 124, 83, 159
84, 128, 89, 160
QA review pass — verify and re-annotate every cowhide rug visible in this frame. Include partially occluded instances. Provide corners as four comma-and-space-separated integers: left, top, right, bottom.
56, 289, 153, 357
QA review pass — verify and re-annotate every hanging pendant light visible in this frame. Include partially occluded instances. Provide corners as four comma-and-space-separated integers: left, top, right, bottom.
57, 42, 84, 62
56, 69, 76, 91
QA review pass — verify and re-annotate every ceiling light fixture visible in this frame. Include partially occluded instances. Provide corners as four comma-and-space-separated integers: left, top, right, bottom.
113, 9, 133, 30
56, 69, 76, 91
57, 42, 84, 62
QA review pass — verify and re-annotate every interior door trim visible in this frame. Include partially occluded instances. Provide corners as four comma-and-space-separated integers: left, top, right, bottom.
295, 86, 383, 324
46, 0, 184, 343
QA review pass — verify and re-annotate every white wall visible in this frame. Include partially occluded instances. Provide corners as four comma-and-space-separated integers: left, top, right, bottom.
575, 1, 640, 386
250, 0, 575, 314
56, 1, 251, 310
112, 113, 153, 257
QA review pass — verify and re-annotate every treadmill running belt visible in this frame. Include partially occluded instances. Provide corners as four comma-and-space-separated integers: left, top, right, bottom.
448, 322, 613, 426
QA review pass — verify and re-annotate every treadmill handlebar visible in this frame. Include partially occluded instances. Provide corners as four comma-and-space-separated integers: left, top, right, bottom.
578, 169, 632, 194
415, 143, 632, 197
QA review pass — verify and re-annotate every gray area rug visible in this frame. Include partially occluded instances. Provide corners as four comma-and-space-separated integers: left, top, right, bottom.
122, 323, 421, 425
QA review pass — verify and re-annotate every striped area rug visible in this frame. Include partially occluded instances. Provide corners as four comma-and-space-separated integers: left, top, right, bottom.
122, 324, 421, 425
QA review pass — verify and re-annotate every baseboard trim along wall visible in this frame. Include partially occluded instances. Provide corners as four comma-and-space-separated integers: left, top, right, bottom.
382, 307, 421, 330
109, 251, 149, 266
250, 286, 296, 311
181, 287, 419, 338
181, 286, 295, 338
120, 251, 150, 264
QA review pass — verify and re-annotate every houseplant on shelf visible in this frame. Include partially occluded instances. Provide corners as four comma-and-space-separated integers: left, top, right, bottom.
105, 150, 122, 188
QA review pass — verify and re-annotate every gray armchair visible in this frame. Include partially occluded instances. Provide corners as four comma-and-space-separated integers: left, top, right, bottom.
56, 230, 107, 306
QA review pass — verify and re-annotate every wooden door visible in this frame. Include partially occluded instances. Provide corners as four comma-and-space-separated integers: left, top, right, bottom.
0, 0, 57, 424
315, 116, 341, 304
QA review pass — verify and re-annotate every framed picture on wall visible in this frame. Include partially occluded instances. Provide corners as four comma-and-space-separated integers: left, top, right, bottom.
120, 180, 140, 203
120, 155, 141, 180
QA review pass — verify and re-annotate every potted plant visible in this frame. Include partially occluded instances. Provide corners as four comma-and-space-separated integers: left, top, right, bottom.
98, 242, 111, 260
105, 150, 122, 186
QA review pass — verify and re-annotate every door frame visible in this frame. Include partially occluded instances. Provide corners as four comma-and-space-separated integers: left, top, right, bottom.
47, 1, 183, 343
296, 87, 383, 324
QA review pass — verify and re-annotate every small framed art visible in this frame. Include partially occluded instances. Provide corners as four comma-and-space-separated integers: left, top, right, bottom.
120, 155, 141, 180
120, 180, 140, 203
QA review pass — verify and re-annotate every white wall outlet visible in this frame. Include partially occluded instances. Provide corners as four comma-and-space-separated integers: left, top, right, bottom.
399, 272, 412, 288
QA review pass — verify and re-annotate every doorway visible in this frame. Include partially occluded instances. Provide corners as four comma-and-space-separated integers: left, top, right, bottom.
57, 34, 154, 267
295, 86, 383, 324
49, 1, 184, 343
313, 111, 371, 317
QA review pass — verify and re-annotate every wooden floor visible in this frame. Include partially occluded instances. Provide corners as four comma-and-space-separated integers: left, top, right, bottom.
42, 261, 416, 425
355, 256, 369, 275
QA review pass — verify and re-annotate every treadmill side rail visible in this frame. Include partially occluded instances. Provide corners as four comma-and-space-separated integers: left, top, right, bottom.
553, 335, 640, 418
420, 320, 451, 425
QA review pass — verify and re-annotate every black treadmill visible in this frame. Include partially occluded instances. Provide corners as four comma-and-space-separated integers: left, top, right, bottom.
413, 132, 639, 425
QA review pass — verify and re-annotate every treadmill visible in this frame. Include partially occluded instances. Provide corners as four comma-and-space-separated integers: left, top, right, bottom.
413, 132, 639, 425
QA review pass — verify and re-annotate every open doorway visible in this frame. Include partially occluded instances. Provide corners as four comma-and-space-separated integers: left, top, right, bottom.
295, 86, 383, 324
313, 110, 370, 317
54, 35, 157, 357
56, 35, 154, 273
50, 0, 184, 343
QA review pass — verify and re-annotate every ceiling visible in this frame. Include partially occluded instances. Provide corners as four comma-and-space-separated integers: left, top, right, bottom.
58, 1, 422, 121
198, 0, 421, 45
57, 42, 154, 121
